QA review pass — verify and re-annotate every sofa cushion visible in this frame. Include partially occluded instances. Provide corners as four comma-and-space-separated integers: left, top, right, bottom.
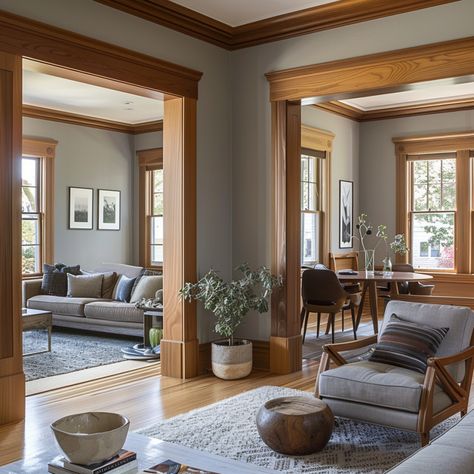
27, 295, 102, 317
41, 263, 81, 296
369, 314, 449, 374
130, 275, 163, 303
67, 273, 104, 298
84, 301, 144, 323
130, 268, 162, 298
319, 361, 425, 413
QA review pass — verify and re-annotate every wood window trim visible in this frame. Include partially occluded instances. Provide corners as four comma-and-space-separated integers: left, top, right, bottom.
301, 125, 333, 267
393, 132, 474, 274
22, 138, 56, 277
137, 147, 163, 270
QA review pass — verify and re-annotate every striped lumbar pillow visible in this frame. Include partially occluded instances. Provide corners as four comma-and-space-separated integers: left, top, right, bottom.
369, 314, 449, 374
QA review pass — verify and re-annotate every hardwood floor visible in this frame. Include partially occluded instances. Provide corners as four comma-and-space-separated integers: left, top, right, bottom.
0, 306, 472, 468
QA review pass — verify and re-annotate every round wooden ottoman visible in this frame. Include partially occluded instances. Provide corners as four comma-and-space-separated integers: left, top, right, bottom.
256, 396, 334, 455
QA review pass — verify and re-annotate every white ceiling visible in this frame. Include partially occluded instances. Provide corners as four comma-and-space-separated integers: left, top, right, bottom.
23, 69, 164, 124
340, 81, 474, 111
172, 0, 335, 27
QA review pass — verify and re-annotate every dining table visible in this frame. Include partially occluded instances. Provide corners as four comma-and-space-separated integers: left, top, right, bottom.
337, 270, 433, 334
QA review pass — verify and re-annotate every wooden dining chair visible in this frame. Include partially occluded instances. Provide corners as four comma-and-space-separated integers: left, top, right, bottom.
300, 268, 358, 344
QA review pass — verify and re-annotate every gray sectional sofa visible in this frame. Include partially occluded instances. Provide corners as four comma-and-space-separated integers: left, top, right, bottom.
22, 263, 157, 337
388, 409, 474, 473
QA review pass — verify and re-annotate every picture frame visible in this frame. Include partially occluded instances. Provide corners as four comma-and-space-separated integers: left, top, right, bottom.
339, 180, 353, 249
68, 187, 93, 230
97, 189, 121, 230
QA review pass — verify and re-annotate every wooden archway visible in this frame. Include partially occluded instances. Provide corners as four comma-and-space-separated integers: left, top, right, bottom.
265, 36, 474, 374
0, 10, 202, 425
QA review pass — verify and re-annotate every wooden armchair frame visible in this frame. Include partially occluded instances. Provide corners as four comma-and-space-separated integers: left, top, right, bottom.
315, 332, 474, 446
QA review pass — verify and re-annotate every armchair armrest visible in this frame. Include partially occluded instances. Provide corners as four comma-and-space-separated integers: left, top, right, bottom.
22, 278, 42, 307
428, 346, 474, 367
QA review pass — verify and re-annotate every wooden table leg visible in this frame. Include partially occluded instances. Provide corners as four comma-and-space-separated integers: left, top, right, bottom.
47, 325, 52, 352
368, 281, 379, 334
355, 282, 368, 330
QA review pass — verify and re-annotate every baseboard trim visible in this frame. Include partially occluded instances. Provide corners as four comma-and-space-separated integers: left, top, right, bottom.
270, 335, 302, 374
160, 339, 199, 379
0, 372, 25, 425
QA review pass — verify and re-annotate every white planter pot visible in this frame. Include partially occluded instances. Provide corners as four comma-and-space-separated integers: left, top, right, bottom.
211, 339, 252, 380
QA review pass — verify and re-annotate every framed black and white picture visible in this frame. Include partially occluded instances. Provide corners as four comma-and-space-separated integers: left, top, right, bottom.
98, 189, 121, 230
339, 180, 353, 248
69, 187, 93, 230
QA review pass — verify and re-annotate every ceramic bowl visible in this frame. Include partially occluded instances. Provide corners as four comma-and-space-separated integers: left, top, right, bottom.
51, 412, 130, 465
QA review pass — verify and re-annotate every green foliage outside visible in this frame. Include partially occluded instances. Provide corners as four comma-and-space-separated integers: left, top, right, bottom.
180, 263, 281, 346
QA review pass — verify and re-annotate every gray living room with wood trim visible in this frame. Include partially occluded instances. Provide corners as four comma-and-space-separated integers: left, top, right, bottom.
2, 1, 474, 474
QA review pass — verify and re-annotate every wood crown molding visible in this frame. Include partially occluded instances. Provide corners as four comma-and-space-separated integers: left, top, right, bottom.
314, 97, 474, 122
23, 105, 163, 135
393, 130, 474, 154
0, 9, 202, 99
266, 36, 474, 102
94, 0, 458, 50
301, 125, 334, 152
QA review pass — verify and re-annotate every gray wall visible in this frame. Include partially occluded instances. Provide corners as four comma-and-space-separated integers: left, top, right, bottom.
359, 109, 474, 264
5, 0, 474, 342
23, 117, 135, 270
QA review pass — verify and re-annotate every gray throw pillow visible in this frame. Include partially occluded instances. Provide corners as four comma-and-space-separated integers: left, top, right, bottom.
130, 275, 163, 303
81, 270, 117, 299
67, 273, 104, 298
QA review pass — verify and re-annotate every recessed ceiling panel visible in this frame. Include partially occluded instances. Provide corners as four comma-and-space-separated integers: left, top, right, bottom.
340, 81, 474, 111
23, 69, 164, 124
172, 0, 335, 26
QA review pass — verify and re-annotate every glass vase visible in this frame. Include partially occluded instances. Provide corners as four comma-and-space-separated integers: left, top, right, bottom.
363, 249, 375, 276
382, 256, 392, 274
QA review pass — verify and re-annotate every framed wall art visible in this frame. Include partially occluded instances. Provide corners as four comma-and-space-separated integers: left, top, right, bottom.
339, 180, 353, 248
98, 189, 121, 230
69, 187, 93, 230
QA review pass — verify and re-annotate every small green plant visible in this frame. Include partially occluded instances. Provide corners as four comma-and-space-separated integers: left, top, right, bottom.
180, 263, 281, 346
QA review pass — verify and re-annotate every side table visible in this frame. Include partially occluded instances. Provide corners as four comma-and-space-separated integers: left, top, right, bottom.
143, 309, 163, 346
22, 308, 53, 356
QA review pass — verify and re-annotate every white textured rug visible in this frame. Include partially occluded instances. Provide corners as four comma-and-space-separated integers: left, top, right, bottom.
138, 386, 458, 473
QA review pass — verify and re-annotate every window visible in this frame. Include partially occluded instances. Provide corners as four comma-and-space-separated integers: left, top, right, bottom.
395, 132, 474, 274
21, 139, 56, 277
301, 152, 323, 265
300, 126, 333, 268
410, 157, 456, 270
138, 148, 164, 268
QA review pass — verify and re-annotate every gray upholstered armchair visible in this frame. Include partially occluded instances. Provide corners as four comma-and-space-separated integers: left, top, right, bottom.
315, 300, 474, 445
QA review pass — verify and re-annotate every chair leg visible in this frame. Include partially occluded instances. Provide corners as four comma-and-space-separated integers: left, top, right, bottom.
300, 307, 305, 330
302, 310, 310, 344
341, 309, 345, 332
420, 432, 429, 447
325, 316, 331, 335
331, 314, 335, 343
316, 313, 321, 338
350, 304, 357, 340
461, 409, 467, 417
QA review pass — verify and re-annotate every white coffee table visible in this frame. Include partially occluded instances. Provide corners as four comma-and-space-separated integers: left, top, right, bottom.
0, 432, 277, 473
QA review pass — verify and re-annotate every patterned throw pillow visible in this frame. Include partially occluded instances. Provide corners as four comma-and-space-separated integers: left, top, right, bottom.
368, 314, 449, 374
41, 263, 81, 296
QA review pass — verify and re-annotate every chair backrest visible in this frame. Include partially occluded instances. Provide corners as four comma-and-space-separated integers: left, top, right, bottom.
392, 263, 414, 272
301, 268, 346, 305
329, 252, 359, 271
382, 300, 474, 381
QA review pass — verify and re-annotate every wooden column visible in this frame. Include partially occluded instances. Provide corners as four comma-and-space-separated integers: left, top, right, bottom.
0, 52, 24, 425
270, 100, 302, 374
456, 150, 471, 273
161, 97, 199, 378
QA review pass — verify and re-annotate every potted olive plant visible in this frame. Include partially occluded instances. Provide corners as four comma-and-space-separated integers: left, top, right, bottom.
180, 263, 280, 380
